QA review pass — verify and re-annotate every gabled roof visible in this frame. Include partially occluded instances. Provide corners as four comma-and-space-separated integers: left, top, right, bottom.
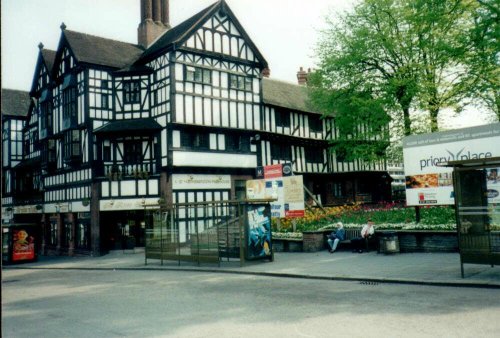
30, 48, 56, 95
1, 89, 31, 119
139, 0, 268, 67
94, 118, 162, 135
42, 49, 57, 73
262, 79, 319, 115
60, 30, 144, 70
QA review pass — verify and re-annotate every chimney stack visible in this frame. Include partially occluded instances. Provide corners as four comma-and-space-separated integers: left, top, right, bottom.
297, 67, 308, 85
138, 0, 171, 48
262, 68, 271, 78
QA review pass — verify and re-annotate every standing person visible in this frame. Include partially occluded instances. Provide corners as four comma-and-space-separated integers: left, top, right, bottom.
351, 219, 375, 253
327, 222, 345, 253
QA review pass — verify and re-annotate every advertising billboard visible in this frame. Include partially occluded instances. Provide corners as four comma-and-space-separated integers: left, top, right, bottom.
246, 175, 305, 218
403, 123, 500, 206
246, 204, 272, 260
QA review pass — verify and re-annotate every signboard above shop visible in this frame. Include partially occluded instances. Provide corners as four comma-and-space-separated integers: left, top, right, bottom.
403, 123, 500, 206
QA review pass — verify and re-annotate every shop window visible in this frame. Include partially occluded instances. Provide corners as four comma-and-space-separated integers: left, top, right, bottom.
50, 221, 58, 246
123, 80, 141, 104
76, 222, 90, 250
185, 66, 212, 84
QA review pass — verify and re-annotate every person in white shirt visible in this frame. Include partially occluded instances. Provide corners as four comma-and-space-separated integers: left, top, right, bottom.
351, 219, 375, 253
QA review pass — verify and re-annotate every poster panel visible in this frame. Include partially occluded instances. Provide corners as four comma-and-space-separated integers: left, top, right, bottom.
12, 228, 36, 262
246, 204, 272, 260
403, 123, 500, 206
246, 176, 305, 218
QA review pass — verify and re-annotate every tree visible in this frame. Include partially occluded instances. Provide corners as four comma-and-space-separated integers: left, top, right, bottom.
461, 0, 499, 120
309, 0, 421, 138
410, 0, 478, 131
310, 0, 482, 141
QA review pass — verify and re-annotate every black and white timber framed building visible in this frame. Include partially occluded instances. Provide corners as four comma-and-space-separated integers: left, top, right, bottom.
1, 0, 391, 256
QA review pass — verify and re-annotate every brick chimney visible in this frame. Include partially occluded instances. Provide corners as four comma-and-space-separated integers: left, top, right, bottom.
262, 68, 271, 78
297, 67, 309, 85
138, 0, 171, 48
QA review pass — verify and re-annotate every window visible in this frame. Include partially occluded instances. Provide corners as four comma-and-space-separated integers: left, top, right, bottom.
309, 115, 323, 133
225, 134, 250, 152
62, 87, 77, 129
123, 80, 141, 104
40, 101, 53, 136
275, 109, 291, 128
305, 147, 323, 163
63, 129, 81, 162
271, 143, 292, 161
41, 139, 57, 169
185, 66, 212, 84
102, 94, 109, 109
76, 221, 90, 250
49, 221, 58, 246
181, 130, 209, 150
101, 80, 109, 89
229, 74, 252, 91
103, 144, 111, 162
123, 142, 142, 164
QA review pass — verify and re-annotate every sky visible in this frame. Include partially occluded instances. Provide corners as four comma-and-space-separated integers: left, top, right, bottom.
1, 0, 495, 129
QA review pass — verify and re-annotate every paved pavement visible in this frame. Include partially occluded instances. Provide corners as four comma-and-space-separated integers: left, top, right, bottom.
5, 248, 500, 288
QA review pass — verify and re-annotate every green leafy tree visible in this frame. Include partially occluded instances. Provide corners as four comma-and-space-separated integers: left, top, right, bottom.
461, 0, 499, 120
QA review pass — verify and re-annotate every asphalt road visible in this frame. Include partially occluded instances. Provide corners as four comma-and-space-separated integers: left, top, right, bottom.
2, 268, 500, 338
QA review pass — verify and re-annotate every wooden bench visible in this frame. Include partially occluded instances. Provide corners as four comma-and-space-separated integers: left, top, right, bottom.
324, 229, 375, 251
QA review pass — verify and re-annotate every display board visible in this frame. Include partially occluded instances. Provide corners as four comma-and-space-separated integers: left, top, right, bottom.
245, 204, 272, 260
403, 123, 500, 206
246, 175, 305, 218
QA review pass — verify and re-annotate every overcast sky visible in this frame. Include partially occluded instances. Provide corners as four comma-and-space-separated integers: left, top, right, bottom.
1, 0, 495, 128
1, 0, 356, 91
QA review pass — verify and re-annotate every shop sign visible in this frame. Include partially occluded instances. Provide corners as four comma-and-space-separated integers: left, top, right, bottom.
13, 205, 42, 214
100, 198, 160, 211
172, 174, 231, 190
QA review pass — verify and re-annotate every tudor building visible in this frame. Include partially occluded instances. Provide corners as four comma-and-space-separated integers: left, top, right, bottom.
1, 0, 391, 256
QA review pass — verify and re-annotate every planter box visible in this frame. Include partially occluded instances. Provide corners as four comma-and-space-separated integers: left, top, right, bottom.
302, 231, 326, 252
273, 238, 303, 252
396, 231, 458, 253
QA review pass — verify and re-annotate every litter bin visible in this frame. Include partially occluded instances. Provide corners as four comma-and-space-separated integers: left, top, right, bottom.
378, 231, 400, 254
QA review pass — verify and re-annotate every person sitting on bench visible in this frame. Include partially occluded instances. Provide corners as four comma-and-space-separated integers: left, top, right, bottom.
327, 222, 345, 253
351, 219, 375, 253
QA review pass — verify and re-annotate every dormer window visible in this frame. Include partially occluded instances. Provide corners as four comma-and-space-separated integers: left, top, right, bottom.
123, 80, 141, 104
185, 66, 211, 84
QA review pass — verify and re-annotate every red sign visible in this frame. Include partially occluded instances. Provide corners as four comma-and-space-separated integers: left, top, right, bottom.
12, 229, 35, 262
264, 164, 283, 179
285, 210, 305, 218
